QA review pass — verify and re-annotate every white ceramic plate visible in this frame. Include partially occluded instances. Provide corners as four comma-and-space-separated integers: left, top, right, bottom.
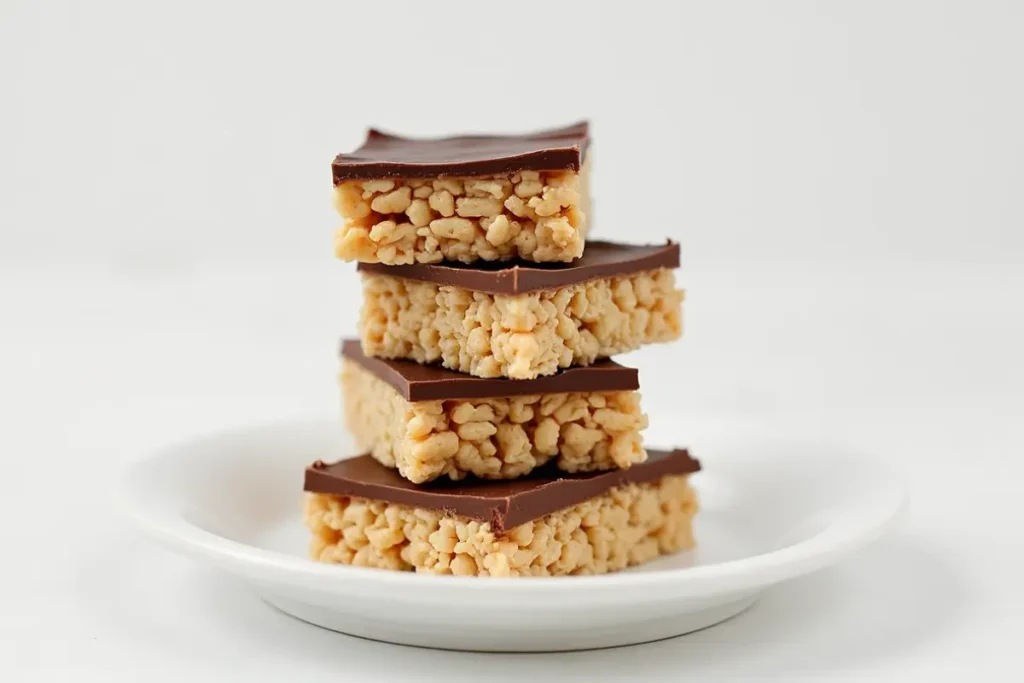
120, 417, 906, 652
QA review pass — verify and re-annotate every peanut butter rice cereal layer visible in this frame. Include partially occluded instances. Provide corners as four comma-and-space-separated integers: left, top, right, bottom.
358, 241, 682, 380
339, 341, 648, 484
331, 122, 591, 264
303, 450, 700, 576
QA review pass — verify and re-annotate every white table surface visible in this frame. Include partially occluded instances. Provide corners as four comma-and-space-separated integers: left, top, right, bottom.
2, 259, 1021, 681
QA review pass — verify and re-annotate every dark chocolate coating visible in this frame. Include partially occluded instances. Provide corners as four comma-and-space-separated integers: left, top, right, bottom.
332, 121, 589, 183
358, 240, 679, 295
304, 448, 701, 532
342, 339, 639, 401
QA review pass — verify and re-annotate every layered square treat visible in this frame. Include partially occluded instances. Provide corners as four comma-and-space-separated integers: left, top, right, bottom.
340, 340, 648, 484
304, 448, 700, 577
314, 121, 700, 579
332, 122, 591, 265
358, 240, 683, 379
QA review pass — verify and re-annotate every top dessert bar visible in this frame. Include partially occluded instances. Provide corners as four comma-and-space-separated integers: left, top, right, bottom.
332, 122, 592, 265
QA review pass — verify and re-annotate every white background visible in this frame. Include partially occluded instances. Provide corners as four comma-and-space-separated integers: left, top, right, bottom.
2, 1, 1022, 680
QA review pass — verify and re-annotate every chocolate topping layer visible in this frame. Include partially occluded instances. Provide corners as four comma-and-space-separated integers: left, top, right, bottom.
341, 339, 639, 401
358, 240, 680, 295
305, 448, 701, 532
332, 121, 589, 183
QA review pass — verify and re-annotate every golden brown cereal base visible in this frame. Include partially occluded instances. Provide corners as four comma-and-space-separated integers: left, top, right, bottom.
341, 361, 647, 484
359, 268, 682, 380
304, 475, 697, 576
333, 158, 591, 264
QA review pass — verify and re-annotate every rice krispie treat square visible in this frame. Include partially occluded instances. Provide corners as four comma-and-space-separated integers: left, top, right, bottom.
339, 340, 648, 484
358, 241, 683, 379
304, 448, 700, 577
332, 122, 591, 265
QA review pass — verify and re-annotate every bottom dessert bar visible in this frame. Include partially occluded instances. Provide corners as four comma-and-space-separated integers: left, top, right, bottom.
303, 449, 700, 577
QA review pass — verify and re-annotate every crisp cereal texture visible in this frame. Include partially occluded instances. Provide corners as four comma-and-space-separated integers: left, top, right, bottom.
333, 157, 591, 264
359, 268, 682, 380
304, 474, 697, 576
341, 360, 647, 484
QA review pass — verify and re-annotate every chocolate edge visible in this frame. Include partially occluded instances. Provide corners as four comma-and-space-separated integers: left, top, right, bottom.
340, 339, 639, 401
498, 449, 701, 530
331, 122, 590, 183
356, 240, 681, 295
341, 339, 412, 399
304, 448, 701, 532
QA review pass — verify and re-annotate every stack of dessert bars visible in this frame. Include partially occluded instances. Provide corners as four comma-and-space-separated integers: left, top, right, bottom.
303, 122, 701, 577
